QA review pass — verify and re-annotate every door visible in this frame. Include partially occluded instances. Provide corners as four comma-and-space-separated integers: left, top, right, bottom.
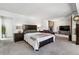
76, 24, 79, 44
48, 21, 54, 32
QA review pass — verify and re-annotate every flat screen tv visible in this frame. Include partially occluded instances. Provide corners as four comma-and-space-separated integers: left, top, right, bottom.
59, 26, 70, 31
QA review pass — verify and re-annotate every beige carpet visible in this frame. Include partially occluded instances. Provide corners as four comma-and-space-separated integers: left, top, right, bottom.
0, 36, 79, 55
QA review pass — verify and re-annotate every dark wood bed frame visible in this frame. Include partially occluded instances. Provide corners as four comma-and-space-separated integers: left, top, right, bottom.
39, 37, 53, 48
23, 25, 54, 51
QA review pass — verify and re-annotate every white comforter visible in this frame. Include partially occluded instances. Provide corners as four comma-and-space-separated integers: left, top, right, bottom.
24, 32, 55, 50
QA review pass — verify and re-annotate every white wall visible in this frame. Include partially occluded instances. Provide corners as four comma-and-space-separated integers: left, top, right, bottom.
0, 10, 42, 40
13, 16, 71, 33
76, 3, 79, 14
13, 16, 42, 33
0, 10, 71, 41
71, 14, 76, 41
14, 16, 71, 33
53, 17, 70, 32
72, 3, 78, 41
42, 17, 71, 33
40, 19, 48, 31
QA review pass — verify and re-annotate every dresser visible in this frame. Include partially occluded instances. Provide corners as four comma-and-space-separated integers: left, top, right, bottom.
14, 33, 24, 42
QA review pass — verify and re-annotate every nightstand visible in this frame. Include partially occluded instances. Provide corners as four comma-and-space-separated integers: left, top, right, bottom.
14, 33, 24, 42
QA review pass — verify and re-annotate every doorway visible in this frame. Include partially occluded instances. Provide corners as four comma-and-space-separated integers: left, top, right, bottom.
0, 16, 13, 40
48, 21, 54, 32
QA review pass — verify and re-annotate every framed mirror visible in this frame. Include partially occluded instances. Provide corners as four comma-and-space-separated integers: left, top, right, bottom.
73, 15, 79, 21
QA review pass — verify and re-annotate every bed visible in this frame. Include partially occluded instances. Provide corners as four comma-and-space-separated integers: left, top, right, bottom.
23, 25, 55, 51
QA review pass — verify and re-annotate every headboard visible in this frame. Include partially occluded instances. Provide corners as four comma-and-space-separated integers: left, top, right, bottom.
23, 25, 37, 33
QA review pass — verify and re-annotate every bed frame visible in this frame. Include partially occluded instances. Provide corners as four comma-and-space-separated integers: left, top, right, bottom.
39, 37, 53, 48
23, 25, 54, 51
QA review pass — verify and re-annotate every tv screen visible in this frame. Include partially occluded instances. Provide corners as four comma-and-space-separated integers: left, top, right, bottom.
59, 26, 70, 31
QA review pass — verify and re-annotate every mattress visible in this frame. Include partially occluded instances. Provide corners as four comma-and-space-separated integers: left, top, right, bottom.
31, 34, 54, 42
24, 32, 55, 50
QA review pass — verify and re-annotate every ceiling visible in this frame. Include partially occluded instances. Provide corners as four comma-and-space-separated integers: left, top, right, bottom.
0, 3, 73, 19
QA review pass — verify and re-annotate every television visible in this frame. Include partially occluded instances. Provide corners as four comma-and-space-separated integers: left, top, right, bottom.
59, 26, 70, 31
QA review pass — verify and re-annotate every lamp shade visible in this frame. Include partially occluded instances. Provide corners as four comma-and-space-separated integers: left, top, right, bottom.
73, 15, 79, 21
37, 25, 41, 27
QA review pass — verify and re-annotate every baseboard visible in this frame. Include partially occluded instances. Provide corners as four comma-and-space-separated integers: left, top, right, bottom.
0, 37, 14, 41
55, 34, 68, 38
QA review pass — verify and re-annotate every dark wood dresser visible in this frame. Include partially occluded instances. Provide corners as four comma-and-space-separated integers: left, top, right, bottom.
14, 33, 24, 42
76, 24, 79, 45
